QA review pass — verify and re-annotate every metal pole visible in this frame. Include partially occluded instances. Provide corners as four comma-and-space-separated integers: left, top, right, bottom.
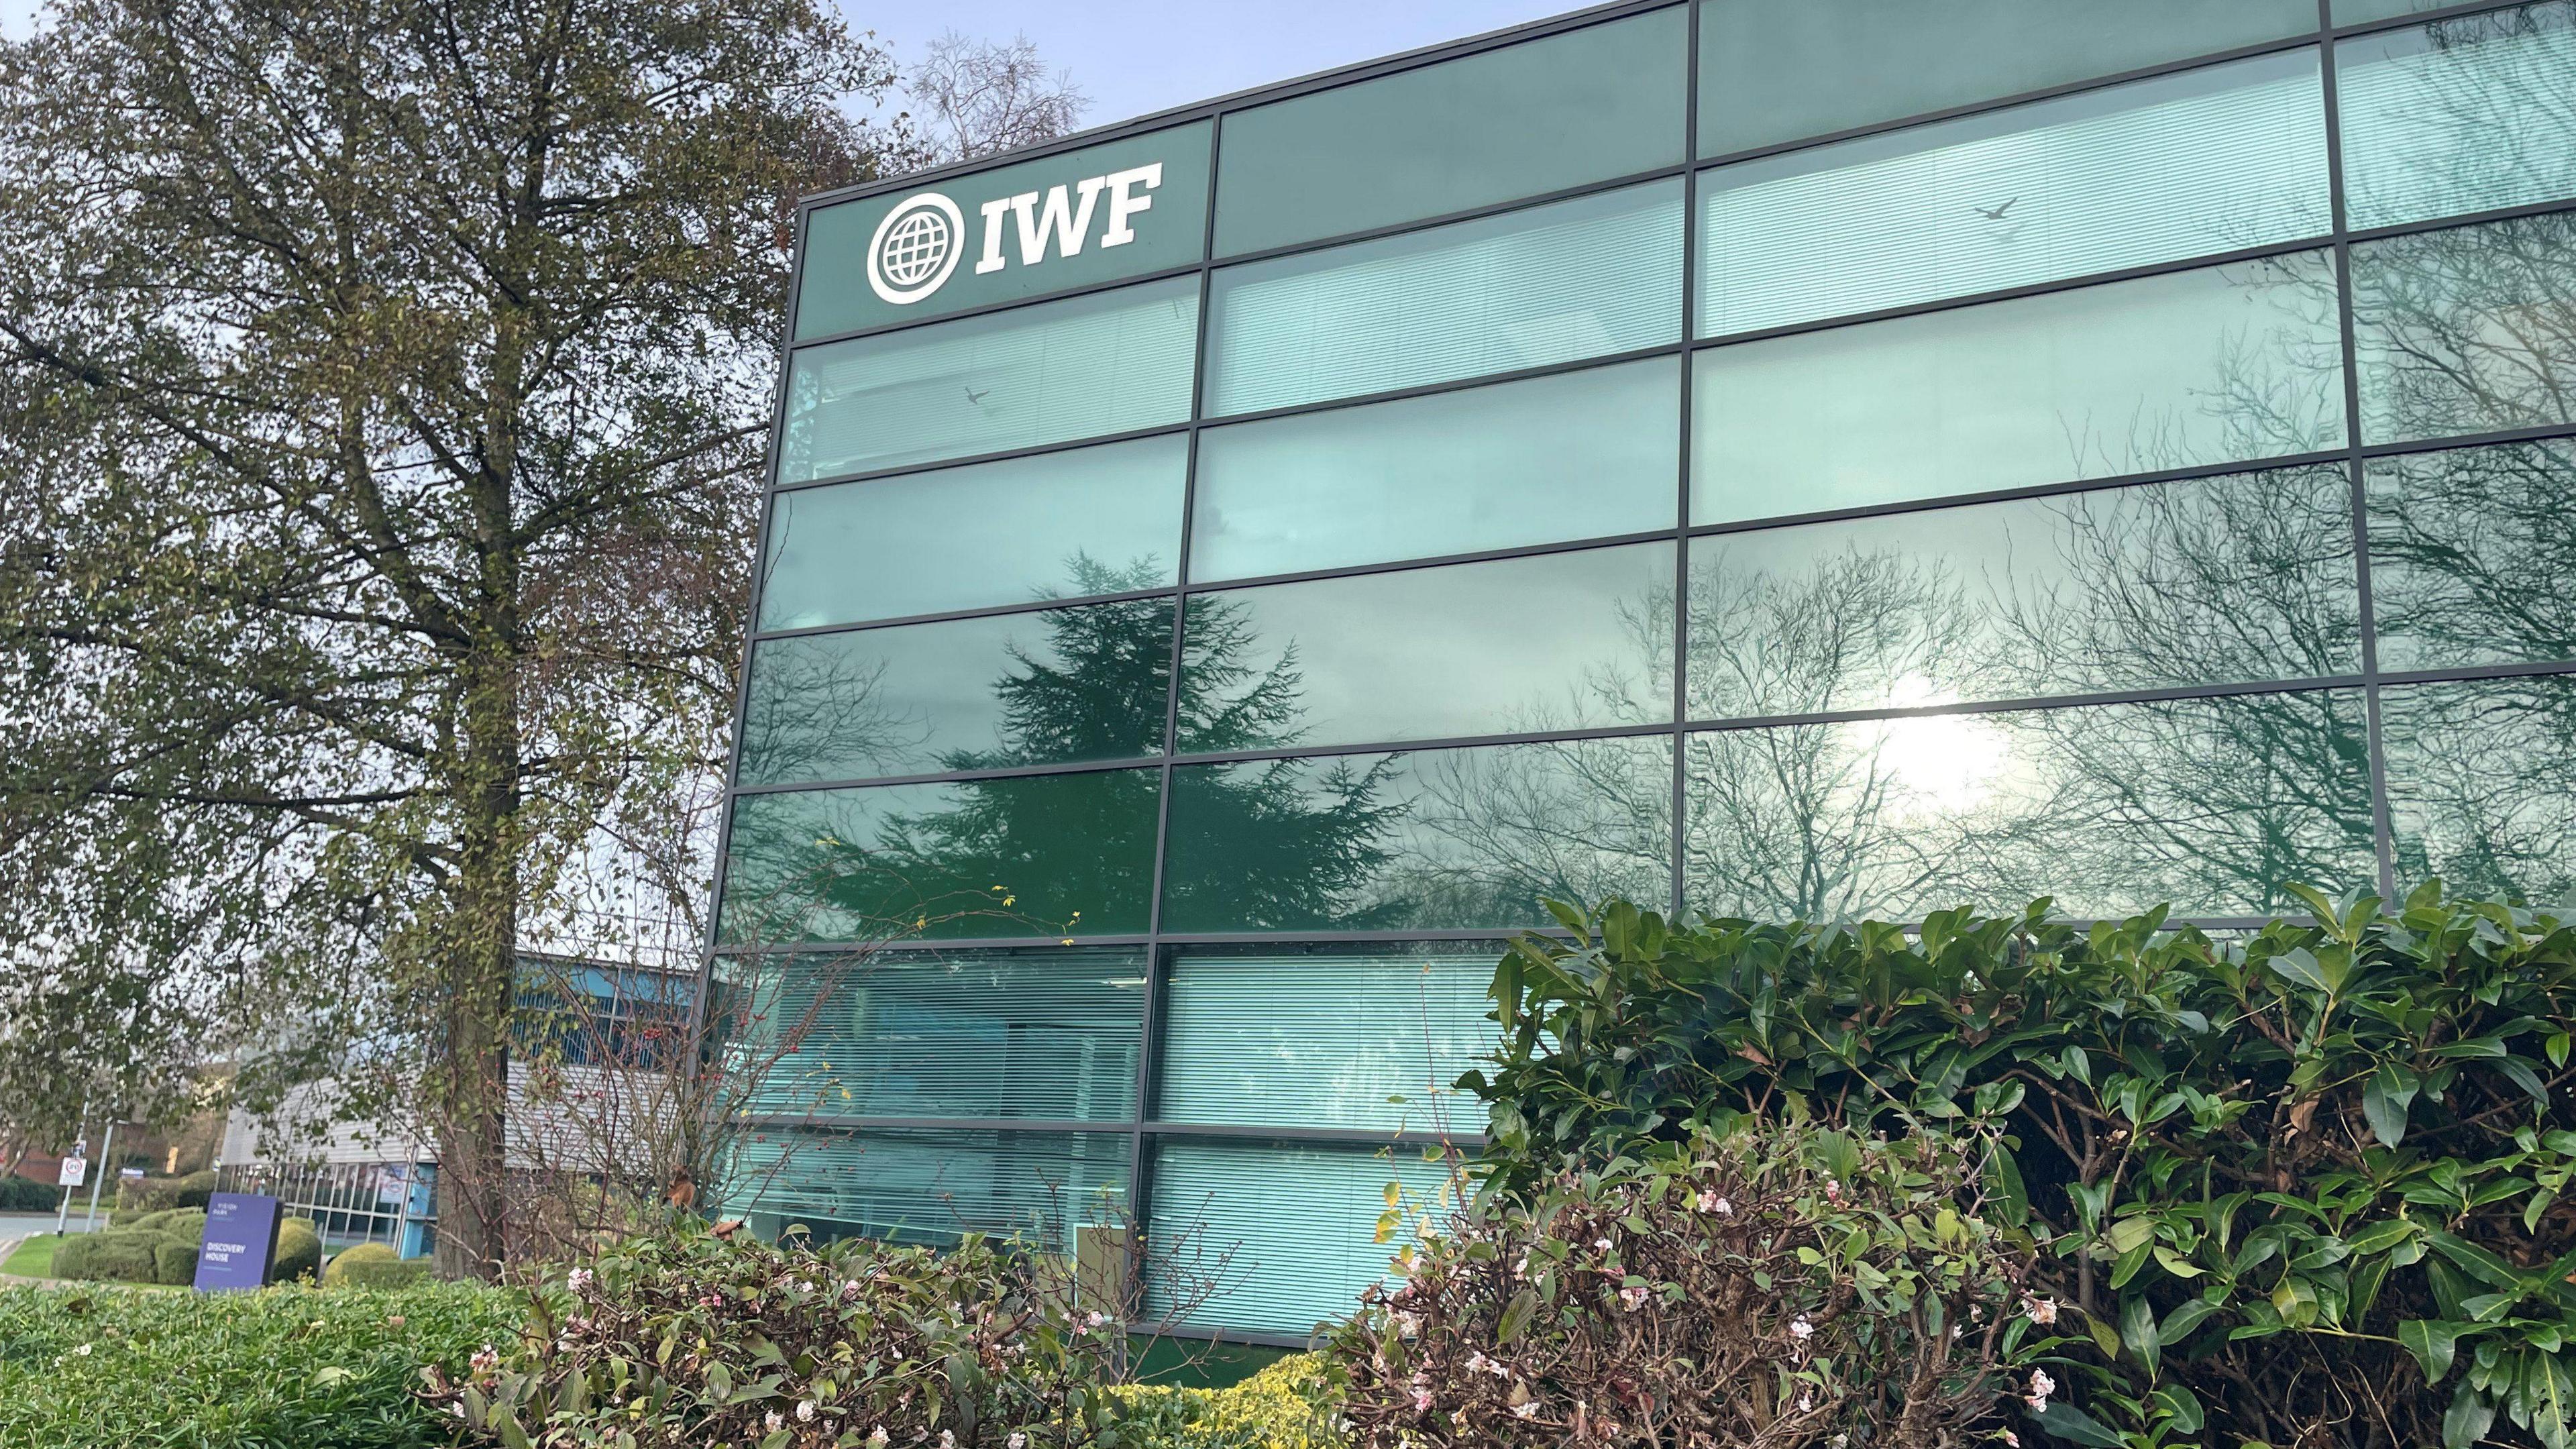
53, 1097, 87, 1237
82, 1121, 115, 1232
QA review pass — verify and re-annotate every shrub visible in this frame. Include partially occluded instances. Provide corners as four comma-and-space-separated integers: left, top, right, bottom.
113, 1169, 216, 1215
77, 1233, 163, 1285
1469, 888, 2576, 1449
0, 1280, 513, 1449
325, 1242, 429, 1289
0, 1174, 60, 1212
152, 1240, 197, 1286
443, 1220, 1130, 1448
51, 1233, 95, 1281
1332, 1123, 2033, 1447
272, 1218, 323, 1283
1107, 1355, 1345, 1448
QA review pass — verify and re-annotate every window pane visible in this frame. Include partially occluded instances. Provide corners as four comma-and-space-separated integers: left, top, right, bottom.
1178, 545, 1674, 754
2353, 211, 2576, 444
1214, 8, 1686, 256
1699, 0, 2317, 157
1191, 359, 1680, 581
729, 1128, 1130, 1257
1683, 691, 2377, 919
1146, 1142, 1453, 1335
741, 601, 1174, 787
1688, 467, 2361, 720
718, 770, 1161, 945
778, 276, 1199, 482
1696, 51, 2330, 337
1692, 253, 2346, 524
2339, 5, 2576, 229
2382, 676, 2576, 904
2369, 441, 2576, 671
798, 122, 1212, 339
1161, 735, 1672, 933
2334, 0, 2461, 19
721, 949, 1144, 1121
1206, 180, 1683, 416
1157, 948, 1500, 1132
761, 436, 1187, 631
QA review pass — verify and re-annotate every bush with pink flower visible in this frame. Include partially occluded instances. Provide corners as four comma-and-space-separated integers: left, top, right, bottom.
1328, 1122, 2045, 1448
431, 1220, 1128, 1447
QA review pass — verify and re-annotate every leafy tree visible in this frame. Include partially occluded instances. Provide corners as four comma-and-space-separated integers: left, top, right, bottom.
0, 0, 927, 1275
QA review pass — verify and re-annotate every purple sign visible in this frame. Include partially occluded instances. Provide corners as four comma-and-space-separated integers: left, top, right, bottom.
194, 1192, 282, 1292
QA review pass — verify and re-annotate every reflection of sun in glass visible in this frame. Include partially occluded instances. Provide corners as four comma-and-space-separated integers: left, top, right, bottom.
1868, 686, 2012, 816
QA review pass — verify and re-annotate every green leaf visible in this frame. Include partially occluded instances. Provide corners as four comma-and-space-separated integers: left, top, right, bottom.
2446, 1381, 2497, 1449
2106, 1216, 2158, 1254
2401, 1318, 2463, 1382
2343, 1219, 2419, 1256
2494, 1055, 2551, 1108
1497, 1289, 1536, 1345
2030, 1401, 2128, 1448
2123, 1293, 2162, 1379
2160, 1297, 2218, 1346
2271, 946, 2332, 994
2151, 1383, 2206, 1434
2365, 1063, 2420, 1147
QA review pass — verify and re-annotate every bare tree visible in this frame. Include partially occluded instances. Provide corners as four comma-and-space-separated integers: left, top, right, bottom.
904, 31, 1088, 165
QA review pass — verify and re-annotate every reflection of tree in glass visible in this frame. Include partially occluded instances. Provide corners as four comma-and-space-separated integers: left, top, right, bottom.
738, 645, 926, 784
885, 557, 1405, 935
2383, 679, 2576, 903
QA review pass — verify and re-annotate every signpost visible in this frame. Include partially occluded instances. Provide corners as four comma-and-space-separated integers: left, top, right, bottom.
52, 1147, 85, 1237
54, 1155, 85, 1189
193, 1193, 283, 1292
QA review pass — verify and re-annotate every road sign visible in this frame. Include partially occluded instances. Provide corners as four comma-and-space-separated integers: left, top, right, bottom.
56, 1157, 86, 1188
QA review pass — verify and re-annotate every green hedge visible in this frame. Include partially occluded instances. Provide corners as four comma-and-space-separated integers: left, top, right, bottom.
111, 1170, 215, 1215
0, 1174, 60, 1212
1109, 1354, 1345, 1448
0, 1281, 511, 1449
1471, 885, 2576, 1449
56, 1214, 323, 1287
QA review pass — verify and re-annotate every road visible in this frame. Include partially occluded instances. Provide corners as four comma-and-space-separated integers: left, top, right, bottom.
0, 1211, 103, 1240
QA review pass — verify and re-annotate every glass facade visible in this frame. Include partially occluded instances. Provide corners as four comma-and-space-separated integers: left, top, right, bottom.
715, 0, 2576, 1344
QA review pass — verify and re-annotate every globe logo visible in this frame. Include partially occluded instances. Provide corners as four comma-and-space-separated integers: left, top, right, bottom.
865, 191, 967, 306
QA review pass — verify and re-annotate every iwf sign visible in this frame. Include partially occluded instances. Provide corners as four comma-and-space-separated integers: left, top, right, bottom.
796, 120, 1213, 341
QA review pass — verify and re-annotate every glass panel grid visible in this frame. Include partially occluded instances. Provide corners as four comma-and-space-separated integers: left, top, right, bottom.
731, 4, 2576, 1342
1695, 50, 2331, 338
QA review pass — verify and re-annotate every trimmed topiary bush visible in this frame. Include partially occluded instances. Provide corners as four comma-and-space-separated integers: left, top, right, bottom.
50, 1234, 95, 1281
320, 1242, 425, 1289
151, 1240, 197, 1286
270, 1219, 321, 1283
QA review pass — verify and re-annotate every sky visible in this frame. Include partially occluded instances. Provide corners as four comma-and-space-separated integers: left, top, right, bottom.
0, 2, 1584, 127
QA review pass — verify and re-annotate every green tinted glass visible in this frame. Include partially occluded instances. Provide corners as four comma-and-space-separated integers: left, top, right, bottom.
1699, 0, 2317, 157
1191, 358, 1680, 582
2353, 212, 2576, 445
1160, 735, 1672, 933
1697, 50, 2330, 337
2339, 8, 2576, 229
1206, 180, 1684, 416
2367, 441, 2576, 671
718, 770, 1160, 945
760, 436, 1187, 631
1146, 1142, 1453, 1334
1683, 691, 2376, 919
729, 1128, 1130, 1256
2333, 0, 2455, 19
741, 600, 1175, 787
778, 276, 1199, 482
2381, 676, 2576, 905
722, 949, 1143, 1121
1214, 8, 1686, 257
798, 123, 1212, 339
1156, 949, 1501, 1132
1178, 544, 1674, 754
1693, 254, 2346, 524
1688, 467, 2360, 720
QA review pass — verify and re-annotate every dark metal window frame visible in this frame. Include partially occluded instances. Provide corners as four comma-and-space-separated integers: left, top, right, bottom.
702, 0, 2576, 1348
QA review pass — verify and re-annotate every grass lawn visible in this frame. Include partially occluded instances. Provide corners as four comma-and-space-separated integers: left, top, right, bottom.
2, 1235, 59, 1277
